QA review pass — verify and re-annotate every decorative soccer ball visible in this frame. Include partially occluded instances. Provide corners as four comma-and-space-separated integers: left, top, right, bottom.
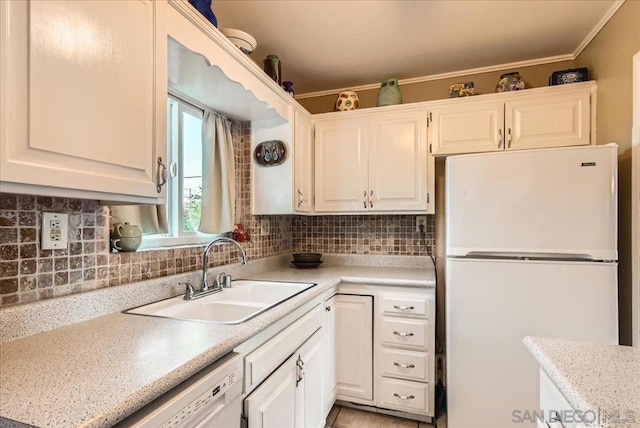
335, 91, 360, 111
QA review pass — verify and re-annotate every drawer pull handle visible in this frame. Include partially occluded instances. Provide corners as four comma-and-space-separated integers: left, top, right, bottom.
393, 331, 414, 337
393, 393, 415, 400
393, 305, 415, 311
393, 362, 415, 369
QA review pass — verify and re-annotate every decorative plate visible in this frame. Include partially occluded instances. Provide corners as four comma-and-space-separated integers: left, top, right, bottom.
254, 140, 287, 167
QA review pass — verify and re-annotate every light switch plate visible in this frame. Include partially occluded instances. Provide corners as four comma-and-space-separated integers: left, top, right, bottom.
42, 212, 68, 250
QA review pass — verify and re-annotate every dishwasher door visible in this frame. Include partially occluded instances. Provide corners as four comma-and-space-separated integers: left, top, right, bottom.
116, 352, 243, 428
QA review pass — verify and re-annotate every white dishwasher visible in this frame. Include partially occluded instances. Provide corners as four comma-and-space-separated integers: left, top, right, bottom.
116, 352, 243, 428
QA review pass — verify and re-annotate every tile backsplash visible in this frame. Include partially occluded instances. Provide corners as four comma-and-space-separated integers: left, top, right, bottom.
0, 122, 436, 308
292, 215, 435, 256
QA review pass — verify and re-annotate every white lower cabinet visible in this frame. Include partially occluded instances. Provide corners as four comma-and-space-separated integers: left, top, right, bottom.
334, 294, 374, 403
245, 353, 298, 428
244, 328, 324, 428
376, 290, 435, 417
242, 285, 436, 427
538, 370, 586, 428
240, 301, 325, 428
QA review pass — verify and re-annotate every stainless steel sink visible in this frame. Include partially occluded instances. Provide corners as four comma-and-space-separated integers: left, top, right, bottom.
124, 280, 316, 324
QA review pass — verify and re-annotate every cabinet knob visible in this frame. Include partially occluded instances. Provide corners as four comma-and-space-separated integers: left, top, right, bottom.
325, 306, 331, 312
497, 129, 503, 149
370, 190, 374, 208
507, 127, 512, 148
363, 190, 367, 209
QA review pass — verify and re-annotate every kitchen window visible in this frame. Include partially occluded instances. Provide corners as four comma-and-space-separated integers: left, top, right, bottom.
141, 96, 221, 248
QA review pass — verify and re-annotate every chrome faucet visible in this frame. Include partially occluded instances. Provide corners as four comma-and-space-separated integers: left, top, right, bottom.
181, 237, 247, 300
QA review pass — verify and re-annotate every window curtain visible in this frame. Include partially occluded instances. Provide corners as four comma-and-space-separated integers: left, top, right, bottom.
110, 204, 168, 235
199, 111, 235, 234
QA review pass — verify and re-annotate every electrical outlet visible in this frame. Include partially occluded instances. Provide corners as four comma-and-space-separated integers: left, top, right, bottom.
260, 218, 271, 235
42, 213, 68, 250
415, 215, 427, 233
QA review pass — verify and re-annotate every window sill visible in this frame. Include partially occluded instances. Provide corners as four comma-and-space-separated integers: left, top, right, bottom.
140, 233, 225, 251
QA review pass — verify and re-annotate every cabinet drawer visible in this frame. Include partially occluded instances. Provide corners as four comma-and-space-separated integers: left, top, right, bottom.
378, 377, 429, 414
380, 317, 429, 350
245, 304, 323, 390
380, 295, 430, 318
380, 348, 428, 382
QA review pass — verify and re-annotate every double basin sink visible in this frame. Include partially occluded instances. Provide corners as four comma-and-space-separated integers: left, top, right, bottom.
125, 280, 316, 324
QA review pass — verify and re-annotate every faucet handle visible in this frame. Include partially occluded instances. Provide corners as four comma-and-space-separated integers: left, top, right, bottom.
179, 282, 195, 300
215, 272, 232, 288
221, 273, 232, 288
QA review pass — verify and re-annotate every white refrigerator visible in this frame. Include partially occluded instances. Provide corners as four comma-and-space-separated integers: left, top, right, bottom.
445, 144, 619, 427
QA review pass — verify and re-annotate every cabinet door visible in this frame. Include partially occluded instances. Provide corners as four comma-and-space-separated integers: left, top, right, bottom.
0, 0, 165, 201
505, 90, 591, 150
368, 111, 430, 212
335, 294, 373, 402
245, 353, 298, 428
314, 117, 368, 212
323, 296, 337, 417
297, 329, 324, 428
294, 109, 314, 213
430, 100, 504, 155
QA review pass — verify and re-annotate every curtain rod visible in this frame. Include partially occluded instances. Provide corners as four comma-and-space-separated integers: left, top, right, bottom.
168, 89, 208, 114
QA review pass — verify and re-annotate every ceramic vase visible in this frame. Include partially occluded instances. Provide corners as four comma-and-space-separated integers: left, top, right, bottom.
335, 91, 360, 111
377, 78, 402, 107
282, 81, 294, 97
263, 55, 282, 85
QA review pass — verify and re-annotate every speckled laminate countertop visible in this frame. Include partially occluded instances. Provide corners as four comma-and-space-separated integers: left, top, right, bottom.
0, 260, 433, 428
524, 336, 640, 427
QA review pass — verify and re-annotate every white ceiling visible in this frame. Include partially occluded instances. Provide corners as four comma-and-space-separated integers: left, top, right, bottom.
212, 0, 619, 95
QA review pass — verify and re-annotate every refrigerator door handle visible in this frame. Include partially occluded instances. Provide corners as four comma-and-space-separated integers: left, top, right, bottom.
460, 251, 607, 262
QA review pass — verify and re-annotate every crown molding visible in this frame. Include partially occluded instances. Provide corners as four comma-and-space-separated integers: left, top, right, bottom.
295, 54, 573, 99
573, 0, 626, 58
297, 0, 625, 100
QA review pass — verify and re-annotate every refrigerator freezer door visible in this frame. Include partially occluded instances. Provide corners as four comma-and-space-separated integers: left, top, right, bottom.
445, 258, 618, 428
446, 145, 617, 261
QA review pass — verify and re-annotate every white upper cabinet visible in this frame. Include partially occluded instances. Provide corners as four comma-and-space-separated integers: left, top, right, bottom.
368, 111, 430, 212
314, 108, 434, 214
505, 89, 591, 150
429, 82, 596, 156
314, 117, 369, 212
294, 109, 315, 213
0, 0, 166, 203
430, 100, 505, 155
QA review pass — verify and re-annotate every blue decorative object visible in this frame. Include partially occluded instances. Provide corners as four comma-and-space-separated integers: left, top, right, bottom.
189, 0, 217, 27
282, 81, 294, 97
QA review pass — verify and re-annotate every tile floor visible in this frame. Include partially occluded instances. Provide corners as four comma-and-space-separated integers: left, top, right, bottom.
325, 405, 446, 428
